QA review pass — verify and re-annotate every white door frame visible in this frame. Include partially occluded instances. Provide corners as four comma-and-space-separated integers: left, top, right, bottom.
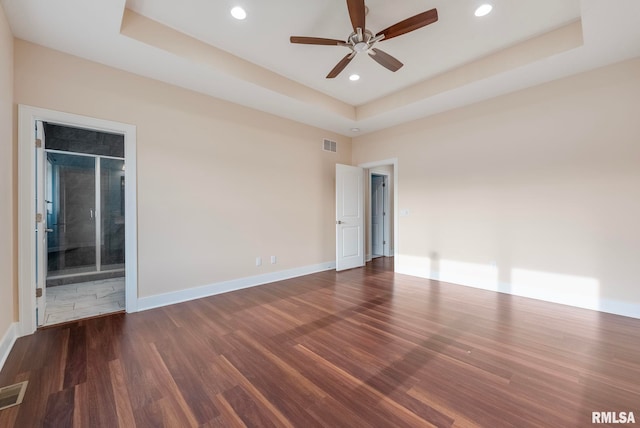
18, 105, 138, 336
359, 158, 398, 263
369, 171, 391, 258
34, 120, 47, 325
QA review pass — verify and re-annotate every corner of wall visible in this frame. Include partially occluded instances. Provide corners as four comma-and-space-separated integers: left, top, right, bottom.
0, 322, 18, 372
1, 0, 18, 351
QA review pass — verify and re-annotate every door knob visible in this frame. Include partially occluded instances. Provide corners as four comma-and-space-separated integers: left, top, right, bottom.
45, 228, 54, 233
336, 220, 343, 224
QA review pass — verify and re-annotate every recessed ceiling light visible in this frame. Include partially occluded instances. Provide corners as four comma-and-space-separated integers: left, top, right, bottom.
474, 4, 493, 17
351, 128, 360, 132
231, 6, 247, 20
349, 74, 360, 81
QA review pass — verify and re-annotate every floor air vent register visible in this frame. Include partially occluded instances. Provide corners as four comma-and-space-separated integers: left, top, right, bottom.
0, 381, 28, 411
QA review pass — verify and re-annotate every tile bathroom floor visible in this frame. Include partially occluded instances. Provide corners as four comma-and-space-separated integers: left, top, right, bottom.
44, 277, 125, 326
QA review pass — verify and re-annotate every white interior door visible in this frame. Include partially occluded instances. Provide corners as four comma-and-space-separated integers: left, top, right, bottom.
336, 164, 364, 271
35, 120, 47, 326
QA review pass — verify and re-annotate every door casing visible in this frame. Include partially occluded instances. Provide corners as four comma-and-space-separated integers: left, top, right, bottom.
359, 159, 398, 264
18, 105, 138, 336
35, 121, 46, 325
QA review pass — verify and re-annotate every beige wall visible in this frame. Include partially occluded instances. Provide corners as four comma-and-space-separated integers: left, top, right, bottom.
8, 35, 640, 322
353, 58, 640, 317
14, 40, 351, 299
0, 6, 15, 335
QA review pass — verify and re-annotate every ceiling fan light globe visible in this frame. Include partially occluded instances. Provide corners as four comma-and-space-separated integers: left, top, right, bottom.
354, 42, 369, 53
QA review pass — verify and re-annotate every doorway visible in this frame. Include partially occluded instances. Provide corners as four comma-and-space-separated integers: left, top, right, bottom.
39, 123, 126, 325
18, 105, 138, 335
359, 159, 397, 263
370, 173, 390, 258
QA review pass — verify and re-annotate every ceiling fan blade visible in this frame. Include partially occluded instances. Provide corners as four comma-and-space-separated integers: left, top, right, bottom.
346, 0, 366, 32
369, 48, 403, 72
290, 36, 346, 46
376, 8, 438, 41
327, 53, 355, 79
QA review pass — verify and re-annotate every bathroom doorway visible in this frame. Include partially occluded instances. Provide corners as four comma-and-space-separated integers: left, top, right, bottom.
37, 122, 126, 325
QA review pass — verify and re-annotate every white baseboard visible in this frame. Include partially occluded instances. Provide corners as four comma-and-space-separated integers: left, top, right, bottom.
138, 261, 336, 312
0, 322, 19, 372
397, 267, 640, 320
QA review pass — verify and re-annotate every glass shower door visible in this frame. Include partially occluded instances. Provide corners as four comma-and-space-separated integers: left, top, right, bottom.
46, 152, 126, 279
100, 158, 126, 271
46, 152, 97, 277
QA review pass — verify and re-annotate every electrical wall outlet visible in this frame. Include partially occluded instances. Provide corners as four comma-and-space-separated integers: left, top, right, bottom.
271, 256, 277, 264
256, 256, 262, 267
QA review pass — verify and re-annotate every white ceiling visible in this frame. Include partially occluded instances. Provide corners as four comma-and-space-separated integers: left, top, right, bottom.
126, 0, 580, 105
3, 0, 640, 136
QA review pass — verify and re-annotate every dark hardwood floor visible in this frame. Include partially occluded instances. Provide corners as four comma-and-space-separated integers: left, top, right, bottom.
1, 257, 639, 427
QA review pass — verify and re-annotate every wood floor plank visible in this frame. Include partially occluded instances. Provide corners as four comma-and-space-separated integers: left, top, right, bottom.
144, 344, 201, 427
108, 359, 137, 428
151, 335, 221, 424
62, 325, 87, 389
219, 355, 295, 428
1, 257, 639, 427
214, 393, 249, 428
42, 387, 74, 428
83, 364, 119, 427
72, 382, 89, 428
293, 343, 440, 428
0, 405, 18, 428
11, 361, 66, 427
231, 329, 327, 401
221, 338, 324, 425
305, 395, 376, 428
117, 336, 165, 411
221, 385, 279, 428
132, 399, 165, 428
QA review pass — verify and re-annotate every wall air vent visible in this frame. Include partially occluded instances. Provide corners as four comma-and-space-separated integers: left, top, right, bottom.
323, 139, 337, 153
0, 381, 28, 411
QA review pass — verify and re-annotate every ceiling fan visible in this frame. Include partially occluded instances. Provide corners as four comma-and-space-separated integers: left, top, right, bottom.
290, 0, 438, 78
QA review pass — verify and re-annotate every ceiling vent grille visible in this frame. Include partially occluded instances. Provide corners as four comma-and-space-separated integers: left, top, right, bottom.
323, 139, 337, 153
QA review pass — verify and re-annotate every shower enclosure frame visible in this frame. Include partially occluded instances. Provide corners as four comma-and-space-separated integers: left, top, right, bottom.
44, 148, 126, 281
